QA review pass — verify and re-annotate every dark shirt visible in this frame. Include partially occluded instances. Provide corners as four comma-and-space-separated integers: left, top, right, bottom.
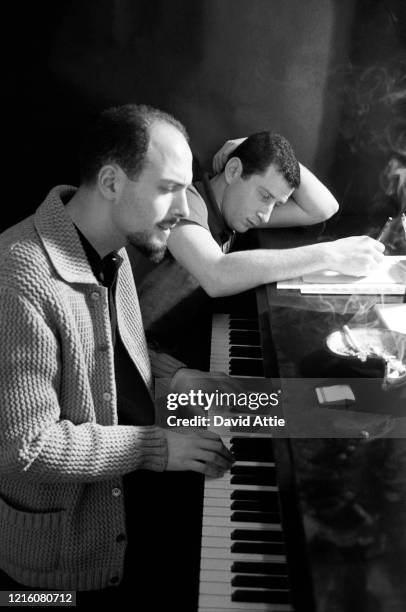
73, 229, 204, 610
75, 227, 155, 426
194, 173, 235, 251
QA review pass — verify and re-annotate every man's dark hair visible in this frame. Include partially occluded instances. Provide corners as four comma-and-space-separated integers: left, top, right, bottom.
78, 104, 188, 184
228, 131, 300, 189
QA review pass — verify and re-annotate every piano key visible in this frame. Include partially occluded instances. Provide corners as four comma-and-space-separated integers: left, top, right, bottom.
202, 536, 284, 551
232, 575, 289, 589
229, 318, 260, 330
229, 330, 261, 344
230, 346, 263, 358
204, 480, 277, 491
231, 466, 277, 477
200, 582, 289, 598
230, 475, 276, 486
199, 594, 292, 611
232, 562, 288, 575
231, 499, 276, 512
202, 525, 283, 539
231, 529, 284, 543
201, 547, 286, 562
231, 542, 285, 555
203, 516, 280, 530
231, 512, 281, 524
232, 590, 290, 604
231, 490, 279, 503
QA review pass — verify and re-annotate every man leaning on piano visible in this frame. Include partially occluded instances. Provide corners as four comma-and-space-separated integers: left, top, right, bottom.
0, 103, 385, 610
134, 131, 385, 371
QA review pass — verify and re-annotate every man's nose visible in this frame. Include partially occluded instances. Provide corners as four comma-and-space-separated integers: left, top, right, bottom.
172, 190, 190, 220
256, 205, 274, 224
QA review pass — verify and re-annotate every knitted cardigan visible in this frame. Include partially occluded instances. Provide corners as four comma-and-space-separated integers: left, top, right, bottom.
0, 186, 168, 590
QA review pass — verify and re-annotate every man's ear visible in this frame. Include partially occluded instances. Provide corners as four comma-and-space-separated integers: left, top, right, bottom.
97, 164, 123, 200
224, 157, 243, 185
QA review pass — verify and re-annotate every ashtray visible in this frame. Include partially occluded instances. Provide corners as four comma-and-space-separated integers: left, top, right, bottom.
326, 327, 406, 389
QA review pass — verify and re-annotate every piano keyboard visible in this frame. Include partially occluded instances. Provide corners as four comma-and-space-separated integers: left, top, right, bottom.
198, 314, 293, 611
210, 314, 265, 377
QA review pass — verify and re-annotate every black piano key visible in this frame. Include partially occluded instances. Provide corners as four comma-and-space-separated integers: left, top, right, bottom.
231, 438, 274, 462
231, 466, 276, 477
231, 499, 277, 512
231, 466, 276, 486
229, 358, 264, 376
229, 318, 259, 330
230, 449, 274, 462
230, 436, 272, 451
231, 490, 278, 503
232, 562, 288, 575
231, 451, 272, 463
229, 330, 261, 344
229, 345, 262, 358
232, 589, 291, 604
231, 474, 275, 486
231, 437, 274, 451
232, 529, 284, 542
232, 575, 289, 589
231, 542, 285, 555
231, 511, 280, 524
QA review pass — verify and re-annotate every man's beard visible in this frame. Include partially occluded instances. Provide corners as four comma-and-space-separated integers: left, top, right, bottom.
127, 231, 167, 263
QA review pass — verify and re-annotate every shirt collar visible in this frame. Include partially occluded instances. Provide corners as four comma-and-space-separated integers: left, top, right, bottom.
75, 226, 123, 288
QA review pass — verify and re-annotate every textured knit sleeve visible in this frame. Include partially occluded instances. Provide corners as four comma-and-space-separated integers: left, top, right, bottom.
149, 347, 187, 378
0, 288, 168, 482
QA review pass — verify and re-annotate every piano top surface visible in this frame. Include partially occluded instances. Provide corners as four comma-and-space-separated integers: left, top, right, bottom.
252, 220, 406, 611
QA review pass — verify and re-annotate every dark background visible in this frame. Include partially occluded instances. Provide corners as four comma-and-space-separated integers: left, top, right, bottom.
4, 0, 405, 232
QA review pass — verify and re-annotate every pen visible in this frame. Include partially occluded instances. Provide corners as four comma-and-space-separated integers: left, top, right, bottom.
376, 216, 393, 242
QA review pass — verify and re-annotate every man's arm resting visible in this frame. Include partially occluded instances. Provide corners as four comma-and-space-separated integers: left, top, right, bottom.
259, 164, 339, 227
168, 223, 385, 297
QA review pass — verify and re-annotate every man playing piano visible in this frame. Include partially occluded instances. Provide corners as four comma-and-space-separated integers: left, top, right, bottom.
0, 104, 234, 609
135, 131, 385, 367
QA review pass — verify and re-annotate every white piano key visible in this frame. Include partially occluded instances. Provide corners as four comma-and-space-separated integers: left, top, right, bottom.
205, 480, 277, 492
200, 558, 233, 571
200, 548, 287, 563
200, 582, 290, 598
201, 536, 230, 548
202, 496, 230, 507
203, 506, 231, 517
200, 570, 232, 583
200, 571, 290, 585
202, 525, 282, 538
198, 593, 293, 611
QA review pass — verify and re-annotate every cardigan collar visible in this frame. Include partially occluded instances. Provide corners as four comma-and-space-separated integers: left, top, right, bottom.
34, 185, 125, 286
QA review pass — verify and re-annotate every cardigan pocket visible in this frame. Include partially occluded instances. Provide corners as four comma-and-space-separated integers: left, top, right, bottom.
0, 494, 66, 572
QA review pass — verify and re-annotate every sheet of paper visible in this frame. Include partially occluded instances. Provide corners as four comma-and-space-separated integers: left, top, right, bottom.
374, 303, 406, 334
277, 256, 406, 294
302, 256, 406, 285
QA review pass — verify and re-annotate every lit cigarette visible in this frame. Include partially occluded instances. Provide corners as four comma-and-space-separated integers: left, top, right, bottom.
343, 325, 360, 350
342, 325, 367, 361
